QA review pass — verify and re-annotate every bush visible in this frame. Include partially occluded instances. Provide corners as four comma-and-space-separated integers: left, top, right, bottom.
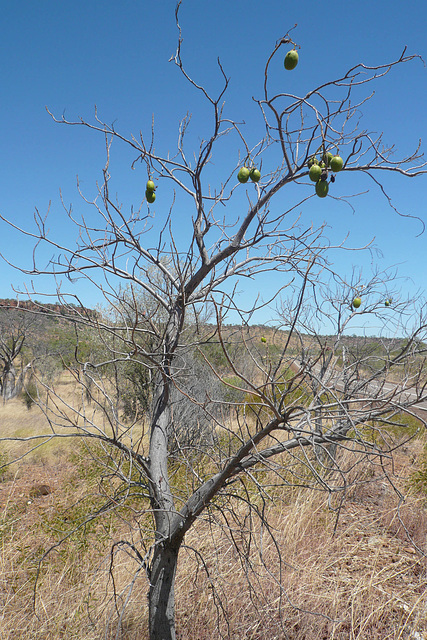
121, 360, 152, 421
221, 375, 246, 403
21, 379, 38, 410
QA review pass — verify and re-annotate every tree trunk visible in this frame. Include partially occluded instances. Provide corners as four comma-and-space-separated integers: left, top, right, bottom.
148, 542, 180, 640
1, 361, 31, 402
147, 367, 180, 640
147, 301, 185, 639
2, 362, 16, 401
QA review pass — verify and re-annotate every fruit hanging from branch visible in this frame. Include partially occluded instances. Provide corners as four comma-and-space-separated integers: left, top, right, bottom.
385, 298, 392, 307
250, 167, 261, 182
352, 297, 362, 309
146, 179, 156, 192
145, 190, 156, 204
315, 180, 329, 198
284, 49, 299, 70
322, 151, 333, 167
309, 164, 322, 182
237, 166, 250, 183
307, 156, 319, 168
330, 155, 343, 172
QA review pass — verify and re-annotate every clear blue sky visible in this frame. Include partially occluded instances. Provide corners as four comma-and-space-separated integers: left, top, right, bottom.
0, 0, 426, 331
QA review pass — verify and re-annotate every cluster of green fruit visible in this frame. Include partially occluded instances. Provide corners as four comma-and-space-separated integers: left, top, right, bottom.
308, 151, 343, 198
237, 166, 261, 184
145, 179, 156, 204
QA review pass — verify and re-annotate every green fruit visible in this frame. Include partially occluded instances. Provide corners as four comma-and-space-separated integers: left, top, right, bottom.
330, 155, 343, 172
146, 190, 156, 204
237, 167, 250, 183
322, 151, 333, 167
352, 297, 362, 309
284, 49, 298, 71
250, 168, 261, 182
307, 157, 319, 168
385, 299, 392, 307
315, 180, 329, 198
146, 179, 156, 192
309, 164, 322, 182
261, 337, 267, 343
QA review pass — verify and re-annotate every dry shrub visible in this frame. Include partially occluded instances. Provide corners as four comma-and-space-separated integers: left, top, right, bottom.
1, 460, 427, 640
1, 397, 427, 639
172, 449, 427, 640
0, 456, 150, 640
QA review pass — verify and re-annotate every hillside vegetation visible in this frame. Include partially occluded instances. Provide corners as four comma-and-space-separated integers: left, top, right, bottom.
1, 307, 427, 638
1, 389, 427, 639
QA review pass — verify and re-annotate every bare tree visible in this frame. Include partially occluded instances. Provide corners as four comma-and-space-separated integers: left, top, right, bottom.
0, 307, 34, 401
276, 266, 427, 464
1, 4, 427, 638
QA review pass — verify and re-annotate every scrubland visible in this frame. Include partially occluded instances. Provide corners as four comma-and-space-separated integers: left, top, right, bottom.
1, 384, 427, 640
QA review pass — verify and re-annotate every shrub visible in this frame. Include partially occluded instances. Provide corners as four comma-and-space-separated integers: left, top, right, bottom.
21, 379, 38, 410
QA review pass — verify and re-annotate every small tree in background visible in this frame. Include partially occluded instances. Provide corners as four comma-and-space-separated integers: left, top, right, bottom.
1, 3, 427, 638
0, 307, 34, 401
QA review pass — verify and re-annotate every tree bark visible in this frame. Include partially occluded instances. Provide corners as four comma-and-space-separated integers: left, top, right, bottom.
1, 361, 31, 401
147, 301, 185, 640
148, 542, 180, 640
1, 362, 16, 401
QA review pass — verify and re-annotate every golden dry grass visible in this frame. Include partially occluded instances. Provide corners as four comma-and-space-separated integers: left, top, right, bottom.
0, 385, 427, 639
174, 480, 427, 640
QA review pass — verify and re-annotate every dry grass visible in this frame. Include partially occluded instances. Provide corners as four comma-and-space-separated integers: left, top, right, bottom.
175, 481, 427, 640
1, 389, 427, 639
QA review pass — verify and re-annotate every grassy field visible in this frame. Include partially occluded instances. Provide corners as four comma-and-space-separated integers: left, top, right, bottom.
1, 381, 427, 639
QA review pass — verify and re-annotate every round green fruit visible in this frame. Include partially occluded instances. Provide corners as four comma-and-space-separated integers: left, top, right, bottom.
322, 151, 333, 167
315, 180, 329, 198
352, 297, 362, 309
330, 155, 343, 172
261, 337, 267, 343
385, 299, 392, 307
237, 167, 250, 183
284, 49, 298, 71
307, 157, 319, 168
309, 164, 322, 182
250, 168, 261, 182
145, 190, 156, 204
146, 179, 156, 192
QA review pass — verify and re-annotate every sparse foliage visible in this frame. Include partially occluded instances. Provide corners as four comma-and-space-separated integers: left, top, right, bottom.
0, 4, 427, 639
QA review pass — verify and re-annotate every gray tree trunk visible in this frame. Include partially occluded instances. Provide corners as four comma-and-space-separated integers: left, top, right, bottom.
2, 362, 16, 401
147, 303, 185, 640
147, 387, 182, 640
148, 543, 180, 640
1, 361, 31, 401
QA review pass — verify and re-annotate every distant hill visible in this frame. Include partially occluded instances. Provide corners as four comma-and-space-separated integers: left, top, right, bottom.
0, 298, 96, 318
